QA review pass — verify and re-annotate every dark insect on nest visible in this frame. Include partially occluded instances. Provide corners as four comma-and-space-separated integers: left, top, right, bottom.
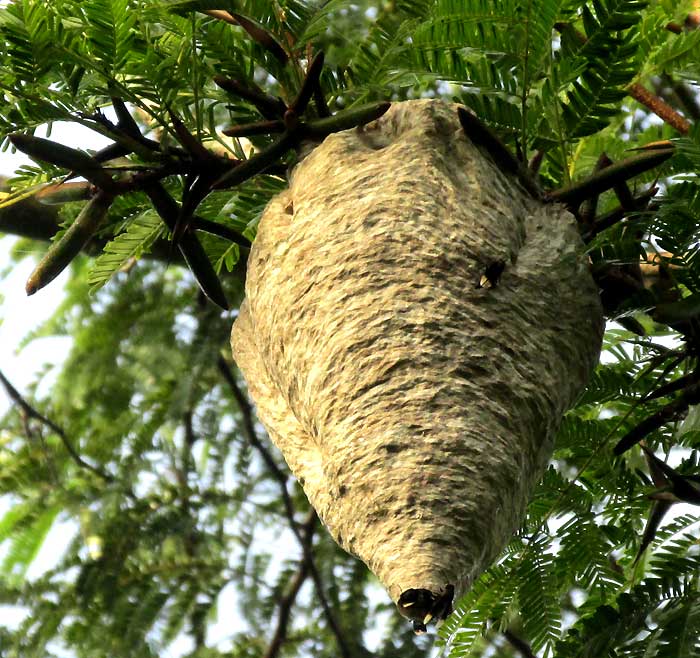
398, 585, 455, 634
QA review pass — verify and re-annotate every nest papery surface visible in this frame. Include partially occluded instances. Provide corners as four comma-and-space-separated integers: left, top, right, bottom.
232, 99, 604, 604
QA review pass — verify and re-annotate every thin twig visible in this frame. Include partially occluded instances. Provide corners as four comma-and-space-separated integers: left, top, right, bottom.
144, 182, 229, 309
216, 357, 353, 658
584, 186, 658, 240
0, 368, 116, 484
305, 549, 352, 658
190, 216, 252, 247
216, 356, 299, 532
528, 149, 544, 175
613, 380, 700, 455
180, 409, 197, 557
579, 153, 612, 228
19, 399, 60, 485
644, 369, 700, 401
548, 149, 673, 207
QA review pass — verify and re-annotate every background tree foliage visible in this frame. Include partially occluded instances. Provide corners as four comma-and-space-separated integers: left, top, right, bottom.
0, 0, 700, 657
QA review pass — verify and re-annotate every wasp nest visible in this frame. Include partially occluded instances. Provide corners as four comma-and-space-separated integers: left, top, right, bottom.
231, 99, 603, 624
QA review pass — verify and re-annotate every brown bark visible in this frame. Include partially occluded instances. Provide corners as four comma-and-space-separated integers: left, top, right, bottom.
627, 82, 691, 134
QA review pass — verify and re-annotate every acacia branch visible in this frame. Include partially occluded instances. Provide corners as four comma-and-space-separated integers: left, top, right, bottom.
0, 179, 249, 275
263, 511, 316, 658
614, 379, 700, 454
628, 82, 691, 135
584, 186, 658, 240
0, 189, 181, 265
216, 356, 299, 530
548, 149, 673, 208
0, 368, 116, 484
179, 409, 197, 557
217, 356, 353, 658
578, 153, 613, 228
305, 554, 352, 658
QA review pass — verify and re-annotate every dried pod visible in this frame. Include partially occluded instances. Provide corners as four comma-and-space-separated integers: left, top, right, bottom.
231, 100, 603, 617
9, 133, 115, 190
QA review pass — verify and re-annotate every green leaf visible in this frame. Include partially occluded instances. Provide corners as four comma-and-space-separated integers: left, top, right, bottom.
82, 0, 136, 76
654, 595, 700, 658
1, 506, 60, 584
516, 540, 561, 654
557, 0, 647, 137
87, 210, 166, 292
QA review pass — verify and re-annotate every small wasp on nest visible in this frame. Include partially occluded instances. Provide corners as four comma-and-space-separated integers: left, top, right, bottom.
477, 259, 507, 289
398, 585, 455, 634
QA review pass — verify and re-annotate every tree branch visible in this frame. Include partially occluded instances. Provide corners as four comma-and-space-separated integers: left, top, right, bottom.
613, 379, 700, 454
263, 510, 316, 658
627, 82, 691, 135
305, 548, 353, 658
216, 356, 299, 531
0, 180, 248, 295
216, 356, 353, 658
0, 188, 181, 264
584, 186, 658, 240
0, 368, 117, 484
548, 149, 673, 208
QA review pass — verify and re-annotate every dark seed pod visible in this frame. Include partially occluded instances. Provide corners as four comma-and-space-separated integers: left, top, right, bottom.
35, 182, 93, 205
302, 102, 391, 139
26, 190, 113, 295
9, 134, 115, 190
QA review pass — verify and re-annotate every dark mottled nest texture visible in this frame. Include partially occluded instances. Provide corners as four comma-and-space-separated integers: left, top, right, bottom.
232, 99, 604, 608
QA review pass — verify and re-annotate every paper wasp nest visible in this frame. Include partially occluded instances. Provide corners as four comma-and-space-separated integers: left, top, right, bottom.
232, 99, 603, 614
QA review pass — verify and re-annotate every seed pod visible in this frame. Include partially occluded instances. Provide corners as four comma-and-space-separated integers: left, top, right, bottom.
143, 183, 230, 310
222, 119, 285, 138
9, 134, 114, 190
229, 12, 288, 64
289, 51, 325, 115
232, 100, 603, 616
213, 76, 287, 119
26, 190, 112, 295
302, 101, 391, 139
212, 133, 295, 189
